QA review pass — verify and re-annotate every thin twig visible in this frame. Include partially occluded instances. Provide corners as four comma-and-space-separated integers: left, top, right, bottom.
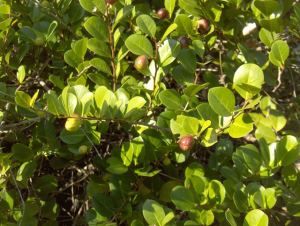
273, 65, 285, 92
79, 128, 102, 159
10, 168, 25, 226
76, 65, 92, 77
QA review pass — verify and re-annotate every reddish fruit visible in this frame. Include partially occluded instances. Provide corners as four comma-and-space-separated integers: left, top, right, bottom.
78, 145, 88, 154
179, 134, 195, 151
35, 37, 44, 45
163, 157, 171, 165
157, 8, 169, 20
104, 0, 119, 5
177, 36, 190, 49
65, 118, 81, 132
195, 19, 210, 35
135, 56, 148, 70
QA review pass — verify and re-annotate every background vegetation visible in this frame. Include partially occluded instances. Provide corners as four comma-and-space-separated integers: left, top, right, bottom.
0, 0, 300, 225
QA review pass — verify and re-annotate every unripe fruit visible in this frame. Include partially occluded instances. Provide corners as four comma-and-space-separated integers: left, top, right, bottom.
41, 0, 49, 7
65, 118, 81, 132
104, 0, 119, 5
135, 56, 148, 70
37, 111, 46, 117
177, 36, 190, 49
195, 19, 210, 35
35, 37, 44, 46
157, 8, 169, 20
179, 134, 195, 151
78, 145, 88, 154
163, 157, 171, 165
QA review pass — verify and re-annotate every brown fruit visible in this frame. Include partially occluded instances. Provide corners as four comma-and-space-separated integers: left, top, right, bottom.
157, 8, 169, 20
104, 0, 119, 5
195, 19, 210, 35
65, 118, 81, 132
177, 36, 190, 49
135, 56, 148, 70
179, 134, 195, 151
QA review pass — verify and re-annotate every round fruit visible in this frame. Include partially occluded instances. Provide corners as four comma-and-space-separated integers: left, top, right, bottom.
177, 36, 190, 49
65, 118, 81, 132
35, 37, 44, 46
157, 8, 169, 20
37, 111, 46, 117
195, 18, 210, 35
104, 0, 119, 5
135, 56, 148, 70
163, 157, 171, 165
78, 145, 88, 154
41, 0, 49, 7
179, 134, 195, 151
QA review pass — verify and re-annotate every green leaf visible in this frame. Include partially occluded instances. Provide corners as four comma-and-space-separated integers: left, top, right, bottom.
201, 128, 218, 147
159, 89, 183, 111
12, 143, 34, 162
229, 113, 253, 138
177, 49, 197, 74
161, 23, 178, 43
107, 157, 128, 174
84, 17, 109, 42
208, 87, 235, 117
208, 180, 226, 206
143, 199, 165, 226
112, 5, 134, 30
263, 188, 277, 209
183, 83, 209, 98
160, 181, 182, 203
79, 0, 96, 12
175, 14, 194, 36
185, 162, 205, 178
61, 89, 77, 117
30, 90, 39, 107
183, 117, 199, 135
49, 75, 65, 90
34, 175, 58, 194
254, 0, 279, 16
171, 186, 195, 211
87, 38, 111, 58
258, 137, 271, 167
243, 209, 268, 226
131, 137, 146, 166
125, 34, 153, 57
276, 135, 300, 166
90, 58, 112, 75
165, 0, 176, 17
18, 26, 37, 43
172, 65, 194, 85
136, 14, 156, 38
185, 175, 205, 203
74, 38, 88, 58
16, 161, 37, 181
17, 65, 25, 83
269, 40, 289, 68
44, 91, 64, 115
157, 39, 181, 67
68, 3, 84, 23
220, 166, 239, 184
260, 18, 281, 33
233, 64, 264, 99
193, 40, 205, 58
124, 97, 146, 119
200, 210, 214, 226
64, 50, 82, 68
259, 28, 277, 48
282, 165, 297, 187
162, 212, 175, 226
225, 211, 237, 226
92, 194, 115, 218
120, 142, 133, 166
233, 190, 248, 212
15, 91, 31, 108
260, 96, 277, 116
196, 103, 219, 130
60, 129, 84, 144
269, 109, 286, 131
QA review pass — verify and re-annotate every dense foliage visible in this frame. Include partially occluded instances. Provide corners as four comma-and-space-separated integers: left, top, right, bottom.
0, 0, 300, 225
